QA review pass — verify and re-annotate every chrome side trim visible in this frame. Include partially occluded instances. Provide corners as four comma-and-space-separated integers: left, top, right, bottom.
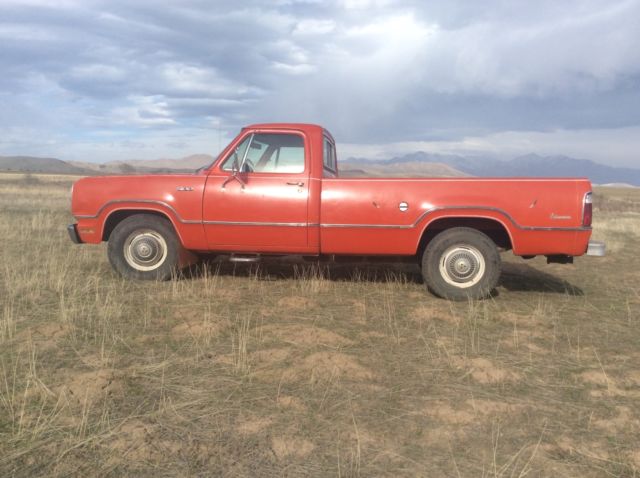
322, 223, 413, 229
320, 205, 592, 232
75, 199, 201, 224
76, 201, 590, 232
75, 199, 317, 228
203, 221, 317, 227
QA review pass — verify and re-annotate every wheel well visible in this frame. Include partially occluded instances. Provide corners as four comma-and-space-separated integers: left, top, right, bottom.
417, 217, 512, 255
102, 210, 174, 241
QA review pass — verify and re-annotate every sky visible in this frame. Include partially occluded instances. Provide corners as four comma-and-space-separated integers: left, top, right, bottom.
1, 0, 640, 167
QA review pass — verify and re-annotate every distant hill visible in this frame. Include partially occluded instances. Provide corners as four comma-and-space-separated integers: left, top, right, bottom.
0, 156, 94, 175
2, 151, 638, 186
0, 154, 216, 176
493, 154, 640, 185
69, 154, 215, 174
340, 160, 469, 177
344, 152, 640, 186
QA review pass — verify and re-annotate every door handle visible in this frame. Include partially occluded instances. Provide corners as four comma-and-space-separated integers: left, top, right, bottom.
286, 181, 304, 187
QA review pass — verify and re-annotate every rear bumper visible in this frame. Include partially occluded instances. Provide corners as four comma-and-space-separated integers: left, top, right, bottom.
67, 224, 82, 244
586, 240, 605, 256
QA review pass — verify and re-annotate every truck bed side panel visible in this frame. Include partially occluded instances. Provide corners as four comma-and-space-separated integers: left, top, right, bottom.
320, 177, 592, 256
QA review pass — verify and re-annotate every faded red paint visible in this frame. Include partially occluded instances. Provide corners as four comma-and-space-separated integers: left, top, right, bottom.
70, 123, 593, 258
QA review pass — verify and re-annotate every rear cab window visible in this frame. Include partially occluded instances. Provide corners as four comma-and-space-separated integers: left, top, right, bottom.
323, 136, 337, 177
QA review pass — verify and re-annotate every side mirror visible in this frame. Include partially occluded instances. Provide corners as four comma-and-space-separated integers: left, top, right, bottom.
222, 152, 246, 190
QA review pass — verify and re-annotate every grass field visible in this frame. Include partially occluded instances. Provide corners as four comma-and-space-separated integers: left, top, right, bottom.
1, 172, 639, 477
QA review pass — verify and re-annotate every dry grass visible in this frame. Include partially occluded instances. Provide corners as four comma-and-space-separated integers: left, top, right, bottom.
0, 172, 639, 476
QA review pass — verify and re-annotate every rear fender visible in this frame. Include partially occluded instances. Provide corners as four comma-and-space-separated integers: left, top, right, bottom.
418, 210, 517, 254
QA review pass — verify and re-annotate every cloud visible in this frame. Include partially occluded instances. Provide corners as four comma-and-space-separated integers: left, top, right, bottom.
339, 125, 640, 167
0, 0, 638, 165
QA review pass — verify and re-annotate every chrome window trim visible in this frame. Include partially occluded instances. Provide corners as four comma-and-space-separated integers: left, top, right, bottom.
222, 131, 307, 175
322, 135, 337, 174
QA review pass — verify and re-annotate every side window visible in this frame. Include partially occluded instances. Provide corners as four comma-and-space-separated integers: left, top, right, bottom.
221, 135, 251, 171
221, 133, 305, 174
323, 137, 337, 173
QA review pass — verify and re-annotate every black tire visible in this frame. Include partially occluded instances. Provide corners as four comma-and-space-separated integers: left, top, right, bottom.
421, 227, 501, 300
107, 214, 180, 281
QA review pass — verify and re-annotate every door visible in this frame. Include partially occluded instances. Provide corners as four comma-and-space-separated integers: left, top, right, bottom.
203, 131, 311, 252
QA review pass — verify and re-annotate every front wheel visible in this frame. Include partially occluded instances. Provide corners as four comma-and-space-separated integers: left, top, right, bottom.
421, 227, 501, 300
107, 214, 180, 280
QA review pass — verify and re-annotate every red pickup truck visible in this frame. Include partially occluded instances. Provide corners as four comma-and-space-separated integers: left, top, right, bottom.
68, 123, 605, 300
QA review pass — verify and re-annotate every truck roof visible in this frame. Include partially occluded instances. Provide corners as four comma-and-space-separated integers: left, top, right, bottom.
243, 123, 325, 133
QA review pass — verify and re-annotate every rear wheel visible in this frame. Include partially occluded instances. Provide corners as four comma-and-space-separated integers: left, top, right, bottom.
422, 227, 501, 300
108, 214, 180, 280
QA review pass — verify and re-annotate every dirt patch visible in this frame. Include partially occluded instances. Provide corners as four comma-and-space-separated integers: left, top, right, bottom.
277, 296, 314, 310
35, 322, 69, 338
468, 398, 523, 415
77, 353, 114, 369
499, 338, 547, 355
271, 435, 315, 460
61, 368, 124, 405
349, 299, 368, 323
171, 319, 222, 340
252, 348, 292, 365
425, 398, 523, 425
107, 419, 182, 464
499, 328, 546, 353
18, 322, 69, 350
594, 405, 640, 434
170, 309, 225, 340
216, 289, 243, 302
277, 395, 307, 411
580, 370, 609, 387
361, 331, 388, 340
237, 417, 273, 435
410, 306, 459, 324
109, 419, 156, 461
497, 312, 541, 328
260, 324, 352, 348
425, 401, 474, 424
250, 348, 293, 380
547, 436, 611, 461
282, 351, 374, 383
453, 357, 521, 384
625, 371, 640, 386
213, 354, 234, 367
578, 370, 640, 398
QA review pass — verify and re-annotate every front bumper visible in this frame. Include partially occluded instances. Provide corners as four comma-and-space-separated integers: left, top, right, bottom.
586, 240, 605, 256
67, 224, 82, 244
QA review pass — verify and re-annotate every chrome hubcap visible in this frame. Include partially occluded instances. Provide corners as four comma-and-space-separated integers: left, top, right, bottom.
123, 230, 168, 271
439, 245, 485, 288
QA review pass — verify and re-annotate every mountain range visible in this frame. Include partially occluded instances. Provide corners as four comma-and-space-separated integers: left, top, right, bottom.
68, 154, 215, 174
0, 156, 94, 175
342, 153, 640, 186
1, 152, 638, 186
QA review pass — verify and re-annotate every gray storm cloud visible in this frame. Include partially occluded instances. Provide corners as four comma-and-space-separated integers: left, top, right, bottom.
0, 0, 639, 165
